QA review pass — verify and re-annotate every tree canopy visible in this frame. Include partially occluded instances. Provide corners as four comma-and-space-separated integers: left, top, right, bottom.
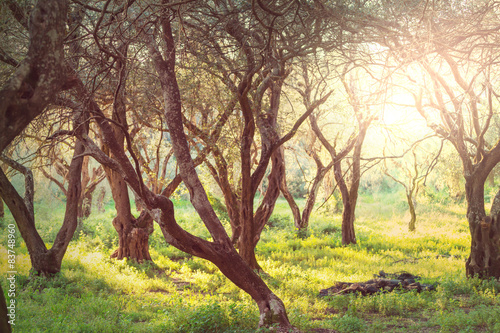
1, 0, 500, 330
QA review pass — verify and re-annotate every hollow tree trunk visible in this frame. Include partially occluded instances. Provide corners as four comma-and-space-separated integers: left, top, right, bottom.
465, 179, 500, 278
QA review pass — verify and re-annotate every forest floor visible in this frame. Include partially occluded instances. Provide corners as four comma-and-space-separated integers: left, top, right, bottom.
1, 190, 500, 332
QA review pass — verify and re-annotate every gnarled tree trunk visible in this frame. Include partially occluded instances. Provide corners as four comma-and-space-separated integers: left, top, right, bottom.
0, 0, 69, 153
103, 43, 153, 263
106, 167, 153, 262
465, 179, 500, 278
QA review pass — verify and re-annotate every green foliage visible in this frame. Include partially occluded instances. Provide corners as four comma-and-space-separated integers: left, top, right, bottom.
266, 213, 290, 229
333, 313, 367, 333
1, 191, 499, 332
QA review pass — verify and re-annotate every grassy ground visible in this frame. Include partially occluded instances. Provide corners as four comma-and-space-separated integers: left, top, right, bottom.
1, 190, 499, 332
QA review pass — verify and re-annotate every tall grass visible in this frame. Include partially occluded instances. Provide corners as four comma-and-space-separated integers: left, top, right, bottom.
1, 189, 499, 332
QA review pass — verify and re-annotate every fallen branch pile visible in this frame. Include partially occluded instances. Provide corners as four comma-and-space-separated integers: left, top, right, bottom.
319, 271, 437, 297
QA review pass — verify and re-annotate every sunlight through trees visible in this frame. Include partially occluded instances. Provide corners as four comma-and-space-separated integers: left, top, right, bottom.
1, 0, 500, 331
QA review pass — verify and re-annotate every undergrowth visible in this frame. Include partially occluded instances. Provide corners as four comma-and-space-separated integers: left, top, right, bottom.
1, 190, 499, 332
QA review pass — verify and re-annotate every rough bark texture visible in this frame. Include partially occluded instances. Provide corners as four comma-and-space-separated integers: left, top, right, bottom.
0, 0, 69, 152
491, 189, 500, 219
77, 158, 104, 219
106, 167, 153, 262
465, 179, 500, 278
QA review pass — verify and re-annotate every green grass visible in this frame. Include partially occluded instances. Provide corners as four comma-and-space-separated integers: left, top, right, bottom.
1, 189, 499, 332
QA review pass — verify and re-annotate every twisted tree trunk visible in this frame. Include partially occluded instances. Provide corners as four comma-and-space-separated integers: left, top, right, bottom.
465, 179, 500, 278
407, 193, 417, 232
104, 44, 153, 263
106, 167, 153, 262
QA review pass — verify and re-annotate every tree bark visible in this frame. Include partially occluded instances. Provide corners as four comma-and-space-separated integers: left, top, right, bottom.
491, 188, 500, 219
465, 178, 500, 278
280, 174, 303, 229
101, 43, 153, 263
241, 147, 286, 271
77, 158, 104, 219
0, 0, 68, 152
334, 160, 357, 245
106, 167, 153, 262
153, 196, 291, 329
78, 157, 92, 219
96, 187, 106, 213
0, 195, 4, 218
407, 193, 417, 232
